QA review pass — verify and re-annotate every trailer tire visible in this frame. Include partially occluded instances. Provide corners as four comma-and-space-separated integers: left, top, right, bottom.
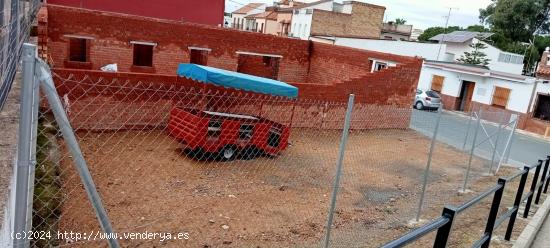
242, 146, 260, 160
220, 145, 237, 160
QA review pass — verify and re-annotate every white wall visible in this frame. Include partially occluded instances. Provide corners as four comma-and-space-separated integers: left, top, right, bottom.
331, 38, 444, 60
482, 42, 524, 75
290, 1, 333, 40
473, 77, 533, 113
419, 65, 534, 113
442, 38, 524, 74
290, 11, 312, 39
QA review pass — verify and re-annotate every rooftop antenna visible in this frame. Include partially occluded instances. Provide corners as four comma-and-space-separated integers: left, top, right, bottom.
436, 7, 459, 61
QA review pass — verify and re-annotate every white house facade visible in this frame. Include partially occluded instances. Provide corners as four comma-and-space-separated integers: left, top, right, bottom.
430, 32, 524, 75
290, 0, 333, 39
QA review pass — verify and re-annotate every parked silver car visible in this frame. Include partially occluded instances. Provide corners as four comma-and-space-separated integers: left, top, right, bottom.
414, 89, 441, 110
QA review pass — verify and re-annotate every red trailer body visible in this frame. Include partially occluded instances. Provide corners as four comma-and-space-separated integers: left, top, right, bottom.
168, 107, 290, 159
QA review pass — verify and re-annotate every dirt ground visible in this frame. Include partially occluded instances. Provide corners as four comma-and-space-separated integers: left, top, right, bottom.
54, 128, 530, 248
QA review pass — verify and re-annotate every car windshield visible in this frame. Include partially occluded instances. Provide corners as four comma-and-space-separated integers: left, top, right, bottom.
426, 91, 440, 98
416, 89, 422, 95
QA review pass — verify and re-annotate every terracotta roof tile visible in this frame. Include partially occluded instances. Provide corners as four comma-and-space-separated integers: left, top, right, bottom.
233, 3, 264, 14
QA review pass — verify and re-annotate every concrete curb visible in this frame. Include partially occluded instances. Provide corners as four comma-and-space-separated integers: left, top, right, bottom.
512, 195, 550, 248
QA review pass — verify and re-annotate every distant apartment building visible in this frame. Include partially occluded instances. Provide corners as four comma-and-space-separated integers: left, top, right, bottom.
231, 3, 266, 31
290, 0, 385, 40
380, 22, 412, 41
46, 0, 225, 25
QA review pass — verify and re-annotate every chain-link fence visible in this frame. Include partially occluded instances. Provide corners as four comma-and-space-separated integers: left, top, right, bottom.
0, 0, 41, 110
10, 44, 550, 248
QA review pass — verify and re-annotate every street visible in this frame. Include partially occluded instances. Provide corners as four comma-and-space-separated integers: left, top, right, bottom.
410, 109, 550, 168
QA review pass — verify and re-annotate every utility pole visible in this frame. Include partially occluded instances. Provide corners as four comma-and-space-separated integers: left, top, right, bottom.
436, 8, 457, 61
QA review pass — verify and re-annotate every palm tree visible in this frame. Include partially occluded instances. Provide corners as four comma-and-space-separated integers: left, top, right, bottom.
395, 18, 407, 25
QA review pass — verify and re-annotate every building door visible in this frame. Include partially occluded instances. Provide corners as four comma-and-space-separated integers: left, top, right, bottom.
458, 81, 475, 112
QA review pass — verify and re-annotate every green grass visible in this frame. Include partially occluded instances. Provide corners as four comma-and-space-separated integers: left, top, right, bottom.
31, 116, 62, 247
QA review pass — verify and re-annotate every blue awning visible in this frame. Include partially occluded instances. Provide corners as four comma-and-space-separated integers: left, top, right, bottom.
176, 63, 298, 98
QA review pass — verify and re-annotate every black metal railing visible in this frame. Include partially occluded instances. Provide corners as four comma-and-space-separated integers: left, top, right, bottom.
381, 156, 550, 248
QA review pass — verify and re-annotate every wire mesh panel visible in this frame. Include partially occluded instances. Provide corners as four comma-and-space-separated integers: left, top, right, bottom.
32, 71, 356, 247
26, 68, 543, 248
0, 0, 41, 110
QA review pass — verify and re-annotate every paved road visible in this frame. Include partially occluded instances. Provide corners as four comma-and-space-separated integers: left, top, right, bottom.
409, 109, 550, 168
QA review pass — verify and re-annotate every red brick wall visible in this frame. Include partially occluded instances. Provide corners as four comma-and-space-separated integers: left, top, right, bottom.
43, 5, 311, 82
439, 94, 459, 111
237, 55, 280, 79
306, 42, 417, 85
41, 5, 424, 130
51, 68, 415, 130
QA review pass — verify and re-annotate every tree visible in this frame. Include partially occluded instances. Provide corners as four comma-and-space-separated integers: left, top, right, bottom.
417, 26, 462, 42
457, 39, 491, 66
394, 18, 407, 25
480, 0, 550, 42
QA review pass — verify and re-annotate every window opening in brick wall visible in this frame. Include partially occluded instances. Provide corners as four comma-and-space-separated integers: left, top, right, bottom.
190, 49, 209, 65
374, 62, 387, 71
69, 38, 88, 62
133, 43, 154, 67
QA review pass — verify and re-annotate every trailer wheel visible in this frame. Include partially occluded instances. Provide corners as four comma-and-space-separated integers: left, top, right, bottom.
242, 146, 260, 160
220, 145, 237, 160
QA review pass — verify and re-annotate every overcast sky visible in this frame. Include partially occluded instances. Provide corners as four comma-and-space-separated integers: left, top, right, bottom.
225, 0, 493, 30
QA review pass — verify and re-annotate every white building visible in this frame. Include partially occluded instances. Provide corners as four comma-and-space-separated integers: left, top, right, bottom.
430, 31, 524, 75
410, 28, 423, 41
418, 61, 535, 114
231, 3, 267, 31
380, 22, 412, 41
290, 0, 334, 39
310, 36, 444, 60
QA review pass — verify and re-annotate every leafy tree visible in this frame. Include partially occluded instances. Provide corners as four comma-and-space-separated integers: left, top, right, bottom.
457, 39, 491, 66
480, 0, 550, 42
418, 26, 462, 42
465, 25, 489, 32
394, 18, 407, 25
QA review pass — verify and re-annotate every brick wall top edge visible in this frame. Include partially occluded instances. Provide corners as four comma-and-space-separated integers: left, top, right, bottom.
45, 4, 311, 47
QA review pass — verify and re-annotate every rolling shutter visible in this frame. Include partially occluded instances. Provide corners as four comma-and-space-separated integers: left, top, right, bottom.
431, 75, 444, 93
492, 86, 511, 108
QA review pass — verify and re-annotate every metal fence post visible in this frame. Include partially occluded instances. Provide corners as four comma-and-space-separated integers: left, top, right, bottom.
505, 166, 529, 240
496, 114, 518, 174
36, 61, 120, 248
535, 157, 549, 204
503, 115, 518, 164
481, 178, 506, 248
524, 160, 542, 218
13, 43, 37, 248
545, 158, 550, 194
462, 110, 473, 151
433, 206, 458, 247
416, 106, 443, 222
462, 110, 482, 192
323, 94, 354, 248
488, 113, 504, 175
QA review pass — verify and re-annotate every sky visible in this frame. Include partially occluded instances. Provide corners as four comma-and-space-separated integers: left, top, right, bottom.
225, 0, 494, 30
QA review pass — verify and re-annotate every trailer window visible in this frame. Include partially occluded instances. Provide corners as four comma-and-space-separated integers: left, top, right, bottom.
267, 126, 282, 147
207, 120, 222, 138
239, 124, 254, 140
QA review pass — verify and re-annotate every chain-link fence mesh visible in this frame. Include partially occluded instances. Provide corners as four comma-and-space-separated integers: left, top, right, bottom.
0, 0, 41, 110
19, 68, 548, 248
